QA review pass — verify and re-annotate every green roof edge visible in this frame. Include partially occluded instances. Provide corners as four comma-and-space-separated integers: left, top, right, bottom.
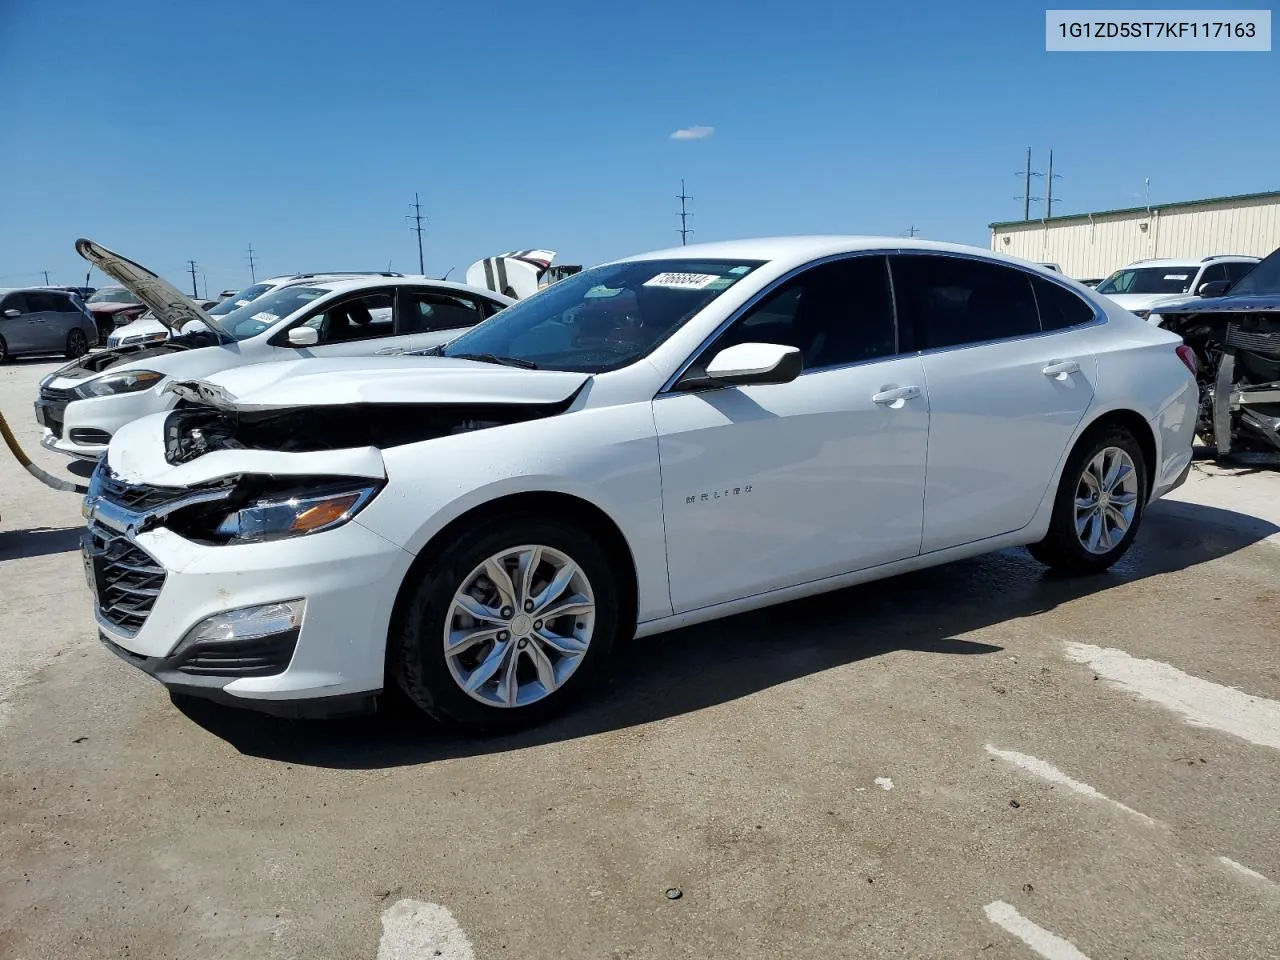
989, 189, 1280, 230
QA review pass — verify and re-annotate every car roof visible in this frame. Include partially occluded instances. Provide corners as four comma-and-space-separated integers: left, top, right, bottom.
613, 235, 1074, 275
283, 275, 516, 300
1114, 256, 1260, 269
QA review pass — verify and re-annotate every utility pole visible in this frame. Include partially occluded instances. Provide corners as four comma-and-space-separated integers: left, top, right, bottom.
187, 260, 199, 298
1015, 147, 1044, 220
247, 243, 257, 282
42, 270, 50, 285
200, 272, 209, 299
905, 225, 921, 238
407, 192, 426, 274
1044, 148, 1063, 218
677, 179, 693, 245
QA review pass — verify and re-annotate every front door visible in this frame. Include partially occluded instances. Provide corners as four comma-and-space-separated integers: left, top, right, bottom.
654, 254, 930, 613
275, 288, 408, 359
0, 293, 35, 353
890, 253, 1099, 553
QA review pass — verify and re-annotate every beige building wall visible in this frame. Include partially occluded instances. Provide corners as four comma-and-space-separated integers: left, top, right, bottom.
990, 192, 1280, 280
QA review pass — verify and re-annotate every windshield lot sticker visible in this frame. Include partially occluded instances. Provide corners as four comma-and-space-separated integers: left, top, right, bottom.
250, 311, 279, 323
644, 272, 721, 290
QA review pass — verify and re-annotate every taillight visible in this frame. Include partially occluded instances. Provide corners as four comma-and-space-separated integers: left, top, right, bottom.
1175, 344, 1198, 375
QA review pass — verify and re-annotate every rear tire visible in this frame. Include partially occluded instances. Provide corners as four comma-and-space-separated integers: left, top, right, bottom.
0, 335, 8, 364
65, 328, 89, 358
390, 514, 620, 732
1027, 425, 1149, 575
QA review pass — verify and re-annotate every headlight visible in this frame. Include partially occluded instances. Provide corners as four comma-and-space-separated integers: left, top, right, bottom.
75, 369, 164, 398
213, 483, 382, 543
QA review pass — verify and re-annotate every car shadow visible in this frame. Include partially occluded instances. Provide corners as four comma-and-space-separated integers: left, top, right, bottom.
174, 498, 1278, 769
0, 526, 83, 560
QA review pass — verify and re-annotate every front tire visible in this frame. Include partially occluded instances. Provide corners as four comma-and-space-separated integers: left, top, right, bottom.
0, 335, 8, 363
1027, 425, 1148, 575
390, 515, 620, 732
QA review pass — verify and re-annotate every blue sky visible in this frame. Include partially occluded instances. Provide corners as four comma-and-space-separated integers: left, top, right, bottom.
1, 0, 1276, 294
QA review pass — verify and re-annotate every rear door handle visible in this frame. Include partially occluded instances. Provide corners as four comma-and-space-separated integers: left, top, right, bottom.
1042, 360, 1080, 378
871, 385, 922, 405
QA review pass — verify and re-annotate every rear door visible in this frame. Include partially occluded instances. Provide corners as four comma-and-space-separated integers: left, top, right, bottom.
0, 292, 35, 353
891, 254, 1100, 553
394, 286, 493, 353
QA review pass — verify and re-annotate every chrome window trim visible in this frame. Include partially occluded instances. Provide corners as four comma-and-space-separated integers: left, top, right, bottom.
656, 248, 1107, 397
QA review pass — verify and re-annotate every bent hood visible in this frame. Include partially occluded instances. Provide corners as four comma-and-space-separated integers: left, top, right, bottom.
1148, 293, 1280, 317
165, 355, 591, 411
76, 238, 218, 335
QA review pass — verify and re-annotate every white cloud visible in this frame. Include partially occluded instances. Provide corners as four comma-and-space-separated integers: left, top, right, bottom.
670, 125, 715, 141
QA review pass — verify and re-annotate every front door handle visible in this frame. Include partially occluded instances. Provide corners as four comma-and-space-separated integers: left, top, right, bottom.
1042, 359, 1080, 378
872, 385, 922, 405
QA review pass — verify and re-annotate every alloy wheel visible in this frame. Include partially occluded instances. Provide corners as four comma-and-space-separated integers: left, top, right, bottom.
443, 544, 596, 708
1074, 446, 1140, 554
68, 329, 88, 357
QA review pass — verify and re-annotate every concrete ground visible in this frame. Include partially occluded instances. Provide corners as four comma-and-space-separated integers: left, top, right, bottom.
2, 356, 1278, 960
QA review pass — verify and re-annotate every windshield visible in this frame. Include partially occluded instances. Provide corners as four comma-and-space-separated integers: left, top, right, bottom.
1225, 248, 1280, 297
209, 285, 330, 341
208, 282, 273, 316
439, 259, 765, 373
1096, 266, 1198, 296
87, 287, 141, 305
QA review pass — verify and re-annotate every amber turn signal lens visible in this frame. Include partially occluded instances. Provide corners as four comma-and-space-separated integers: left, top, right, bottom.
290, 493, 361, 533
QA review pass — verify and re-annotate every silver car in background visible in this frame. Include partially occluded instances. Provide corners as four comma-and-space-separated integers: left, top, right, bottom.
0, 287, 99, 362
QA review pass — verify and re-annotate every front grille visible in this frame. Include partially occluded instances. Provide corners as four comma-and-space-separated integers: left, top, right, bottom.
40, 385, 78, 403
98, 471, 192, 513
86, 523, 166, 636
171, 631, 300, 677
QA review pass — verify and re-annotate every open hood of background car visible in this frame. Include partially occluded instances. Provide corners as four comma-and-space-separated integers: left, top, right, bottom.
164, 355, 592, 411
465, 249, 557, 300
75, 238, 219, 336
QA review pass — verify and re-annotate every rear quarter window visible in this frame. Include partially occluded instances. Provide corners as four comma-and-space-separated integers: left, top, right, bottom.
1031, 276, 1097, 330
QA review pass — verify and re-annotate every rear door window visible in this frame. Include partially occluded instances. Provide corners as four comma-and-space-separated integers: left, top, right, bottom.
891, 255, 1040, 351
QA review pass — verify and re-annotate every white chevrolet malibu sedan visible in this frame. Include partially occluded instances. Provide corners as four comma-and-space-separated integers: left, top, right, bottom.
83, 237, 1199, 731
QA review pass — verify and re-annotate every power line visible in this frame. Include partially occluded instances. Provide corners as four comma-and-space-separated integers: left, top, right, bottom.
407, 192, 426, 274
186, 260, 199, 298
677, 179, 693, 245
247, 243, 257, 282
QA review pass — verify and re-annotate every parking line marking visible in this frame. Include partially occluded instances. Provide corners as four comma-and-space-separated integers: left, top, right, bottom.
377, 899, 476, 960
1064, 642, 1280, 750
983, 901, 1092, 960
985, 745, 1159, 826
1218, 856, 1275, 886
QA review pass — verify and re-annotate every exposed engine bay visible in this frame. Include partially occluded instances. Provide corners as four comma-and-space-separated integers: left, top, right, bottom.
49, 331, 219, 381
1158, 310, 1280, 457
161, 394, 579, 466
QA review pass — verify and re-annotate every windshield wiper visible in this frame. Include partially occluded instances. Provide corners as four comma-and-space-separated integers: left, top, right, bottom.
449, 352, 538, 369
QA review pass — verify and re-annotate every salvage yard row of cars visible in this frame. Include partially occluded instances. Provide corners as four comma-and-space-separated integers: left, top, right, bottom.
35, 234, 1208, 733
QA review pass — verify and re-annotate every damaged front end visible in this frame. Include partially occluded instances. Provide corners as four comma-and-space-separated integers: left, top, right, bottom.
1159, 310, 1280, 458
160, 383, 583, 465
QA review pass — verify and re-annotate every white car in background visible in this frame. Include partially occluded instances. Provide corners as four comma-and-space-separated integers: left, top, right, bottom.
83, 236, 1198, 731
1094, 255, 1259, 319
105, 297, 220, 348
36, 239, 513, 460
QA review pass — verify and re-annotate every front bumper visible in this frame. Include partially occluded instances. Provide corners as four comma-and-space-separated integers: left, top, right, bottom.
37, 384, 170, 460
89, 518, 415, 713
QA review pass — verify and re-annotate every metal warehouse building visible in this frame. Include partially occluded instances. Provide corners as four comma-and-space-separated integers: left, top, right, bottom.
990, 190, 1280, 281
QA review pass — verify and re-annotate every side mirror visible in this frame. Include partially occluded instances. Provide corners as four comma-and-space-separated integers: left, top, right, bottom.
287, 326, 319, 347
3, 308, 20, 318
704, 342, 803, 386
1196, 280, 1230, 298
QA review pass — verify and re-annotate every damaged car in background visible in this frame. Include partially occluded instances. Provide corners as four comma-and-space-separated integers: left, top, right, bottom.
82, 237, 1197, 731
1150, 245, 1280, 459
35, 239, 513, 460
